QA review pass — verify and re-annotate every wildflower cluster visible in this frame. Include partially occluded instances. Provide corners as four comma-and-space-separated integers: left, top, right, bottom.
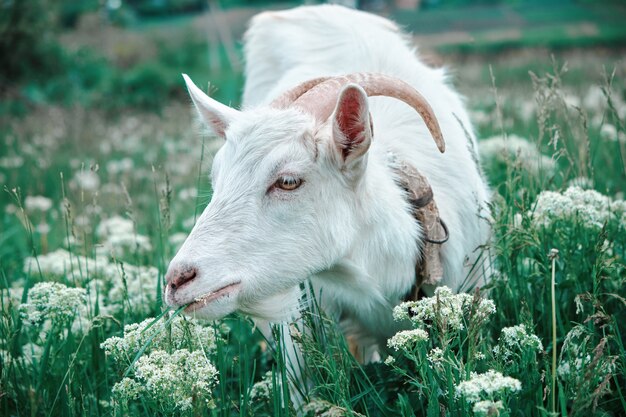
112, 349, 218, 412
97, 216, 152, 258
386, 288, 533, 415
23, 247, 158, 315
19, 282, 86, 326
23, 249, 104, 278
387, 328, 428, 351
105, 263, 159, 313
302, 399, 360, 417
493, 325, 543, 365
393, 286, 496, 332
103, 314, 223, 413
70, 170, 100, 192
24, 195, 53, 212
557, 325, 616, 409
106, 157, 134, 175
427, 347, 444, 365
471, 400, 504, 416
249, 371, 274, 403
456, 370, 522, 415
479, 134, 555, 175
531, 186, 626, 230
101, 315, 221, 365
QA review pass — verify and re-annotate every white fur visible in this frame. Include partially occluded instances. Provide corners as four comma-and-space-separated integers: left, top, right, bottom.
166, 5, 491, 363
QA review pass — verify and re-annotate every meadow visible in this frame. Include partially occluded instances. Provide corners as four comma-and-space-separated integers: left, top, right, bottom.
1, 28, 625, 417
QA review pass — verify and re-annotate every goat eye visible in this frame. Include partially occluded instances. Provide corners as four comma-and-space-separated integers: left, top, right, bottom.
275, 175, 302, 191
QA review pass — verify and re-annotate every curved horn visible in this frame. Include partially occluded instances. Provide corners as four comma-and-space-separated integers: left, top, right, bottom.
270, 77, 332, 108
293, 73, 445, 153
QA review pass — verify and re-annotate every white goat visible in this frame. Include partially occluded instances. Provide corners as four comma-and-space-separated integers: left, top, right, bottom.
165, 5, 490, 367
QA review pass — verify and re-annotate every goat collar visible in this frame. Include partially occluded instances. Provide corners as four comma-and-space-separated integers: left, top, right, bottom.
390, 156, 448, 302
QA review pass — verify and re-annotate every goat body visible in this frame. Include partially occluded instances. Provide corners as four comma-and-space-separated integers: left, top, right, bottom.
165, 5, 491, 364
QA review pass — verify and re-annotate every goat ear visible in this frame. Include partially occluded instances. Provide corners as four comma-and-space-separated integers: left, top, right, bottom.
332, 84, 373, 166
182, 74, 240, 139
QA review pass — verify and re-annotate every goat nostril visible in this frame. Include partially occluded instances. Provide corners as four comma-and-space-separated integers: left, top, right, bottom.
168, 267, 198, 292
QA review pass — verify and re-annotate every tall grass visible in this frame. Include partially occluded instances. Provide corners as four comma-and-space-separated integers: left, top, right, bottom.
1, 52, 625, 416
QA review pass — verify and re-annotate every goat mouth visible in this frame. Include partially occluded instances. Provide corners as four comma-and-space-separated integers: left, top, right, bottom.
184, 282, 241, 313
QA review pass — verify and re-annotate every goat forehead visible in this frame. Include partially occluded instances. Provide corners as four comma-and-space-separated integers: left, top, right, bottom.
219, 110, 317, 168
227, 109, 312, 148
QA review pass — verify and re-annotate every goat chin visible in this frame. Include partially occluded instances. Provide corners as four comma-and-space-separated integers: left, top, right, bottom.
170, 5, 492, 409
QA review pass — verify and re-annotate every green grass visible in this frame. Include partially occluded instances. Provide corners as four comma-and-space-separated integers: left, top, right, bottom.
1, 50, 625, 416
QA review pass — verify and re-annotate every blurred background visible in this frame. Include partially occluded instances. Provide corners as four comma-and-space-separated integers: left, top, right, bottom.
1, 0, 625, 115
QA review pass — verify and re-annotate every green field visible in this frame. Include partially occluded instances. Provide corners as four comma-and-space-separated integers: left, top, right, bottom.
1, 2, 626, 416
393, 1, 626, 52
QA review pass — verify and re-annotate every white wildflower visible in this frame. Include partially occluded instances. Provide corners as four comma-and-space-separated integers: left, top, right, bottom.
4, 285, 25, 303
106, 158, 134, 175
24, 196, 53, 212
97, 216, 152, 257
393, 287, 496, 332
183, 216, 196, 231
567, 176, 594, 190
249, 371, 273, 402
493, 325, 543, 364
101, 315, 221, 364
479, 134, 555, 175
19, 282, 86, 326
384, 356, 396, 366
111, 377, 143, 402
558, 325, 615, 384
105, 263, 158, 314
518, 100, 535, 121
494, 324, 543, 359
456, 370, 521, 403
178, 187, 198, 201
427, 347, 444, 365
392, 303, 411, 322
557, 361, 571, 377
113, 349, 218, 412
0, 349, 14, 366
558, 352, 604, 379
83, 278, 113, 316
97, 233, 152, 258
0, 155, 24, 168
100, 183, 124, 196
23, 248, 106, 279
5, 204, 17, 214
21, 342, 44, 363
562, 92, 581, 108
470, 109, 491, 126
35, 223, 50, 234
98, 216, 135, 237
301, 399, 354, 417
583, 85, 606, 110
387, 328, 428, 351
472, 400, 504, 416
531, 186, 626, 229
600, 124, 618, 142
71, 170, 100, 192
